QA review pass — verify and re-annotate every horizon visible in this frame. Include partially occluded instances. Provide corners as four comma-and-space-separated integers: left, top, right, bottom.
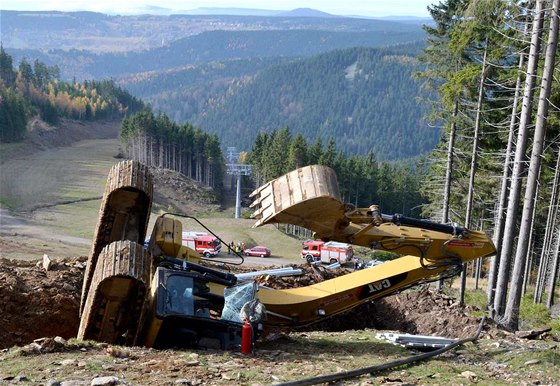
0, 1, 434, 18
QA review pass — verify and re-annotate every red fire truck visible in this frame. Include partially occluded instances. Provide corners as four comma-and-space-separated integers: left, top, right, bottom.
301, 240, 354, 265
182, 231, 221, 258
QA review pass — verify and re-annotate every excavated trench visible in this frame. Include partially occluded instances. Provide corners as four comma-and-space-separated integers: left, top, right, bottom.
0, 257, 481, 350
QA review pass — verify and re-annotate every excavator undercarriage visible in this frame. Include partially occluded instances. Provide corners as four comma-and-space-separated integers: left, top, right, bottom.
78, 161, 496, 349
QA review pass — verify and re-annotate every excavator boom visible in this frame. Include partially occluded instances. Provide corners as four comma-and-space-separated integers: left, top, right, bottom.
250, 165, 496, 263
247, 165, 496, 326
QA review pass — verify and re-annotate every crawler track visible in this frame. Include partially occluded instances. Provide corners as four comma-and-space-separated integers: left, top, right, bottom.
78, 160, 154, 345
80, 160, 153, 314
77, 240, 151, 345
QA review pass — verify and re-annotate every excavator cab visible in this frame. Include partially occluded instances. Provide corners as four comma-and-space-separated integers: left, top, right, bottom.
140, 266, 259, 349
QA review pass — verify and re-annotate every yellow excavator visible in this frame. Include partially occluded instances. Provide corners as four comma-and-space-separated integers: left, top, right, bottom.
78, 161, 495, 349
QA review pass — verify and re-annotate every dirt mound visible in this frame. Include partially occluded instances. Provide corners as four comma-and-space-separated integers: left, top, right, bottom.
26, 117, 120, 150
0, 257, 480, 350
253, 264, 481, 338
0, 257, 84, 349
150, 167, 221, 215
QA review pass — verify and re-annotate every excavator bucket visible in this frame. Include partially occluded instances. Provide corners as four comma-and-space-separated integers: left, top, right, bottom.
250, 165, 347, 239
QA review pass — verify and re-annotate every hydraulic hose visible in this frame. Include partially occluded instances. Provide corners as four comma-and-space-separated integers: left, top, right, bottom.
276, 317, 486, 386
385, 214, 465, 236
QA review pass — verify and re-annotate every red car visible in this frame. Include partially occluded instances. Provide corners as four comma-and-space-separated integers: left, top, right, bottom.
243, 246, 271, 257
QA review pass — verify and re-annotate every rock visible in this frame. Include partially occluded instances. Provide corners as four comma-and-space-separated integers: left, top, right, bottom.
524, 359, 540, 366
62, 283, 75, 291
104, 347, 130, 358
460, 370, 477, 380
46, 380, 61, 386
54, 336, 68, 346
516, 328, 551, 340
60, 359, 77, 366
91, 376, 120, 385
22, 342, 42, 354
43, 254, 52, 271
74, 261, 86, 269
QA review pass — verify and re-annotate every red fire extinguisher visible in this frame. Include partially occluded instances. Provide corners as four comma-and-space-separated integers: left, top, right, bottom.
241, 318, 252, 354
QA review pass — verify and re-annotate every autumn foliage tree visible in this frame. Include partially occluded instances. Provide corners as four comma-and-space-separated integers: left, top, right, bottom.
0, 48, 145, 142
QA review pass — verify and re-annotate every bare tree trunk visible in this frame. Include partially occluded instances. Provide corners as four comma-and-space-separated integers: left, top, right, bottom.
503, 0, 559, 331
494, 0, 545, 317
522, 197, 539, 295
535, 150, 560, 303
461, 43, 487, 306
475, 217, 484, 290
546, 222, 560, 308
442, 103, 459, 225
438, 100, 459, 292
487, 26, 527, 309
523, 239, 533, 295
159, 138, 164, 168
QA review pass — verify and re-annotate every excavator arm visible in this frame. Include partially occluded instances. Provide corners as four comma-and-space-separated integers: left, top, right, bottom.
248, 165, 496, 326
250, 165, 496, 266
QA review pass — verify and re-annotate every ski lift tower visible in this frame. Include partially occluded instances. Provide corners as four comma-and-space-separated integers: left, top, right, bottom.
226, 147, 252, 219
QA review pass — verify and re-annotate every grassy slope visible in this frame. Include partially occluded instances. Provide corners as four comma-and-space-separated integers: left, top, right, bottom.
0, 122, 302, 260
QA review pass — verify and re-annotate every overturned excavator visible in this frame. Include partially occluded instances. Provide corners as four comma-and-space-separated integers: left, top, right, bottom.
78, 161, 495, 350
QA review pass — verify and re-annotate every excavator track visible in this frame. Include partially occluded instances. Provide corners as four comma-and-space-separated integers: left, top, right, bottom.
77, 240, 151, 345
80, 160, 153, 315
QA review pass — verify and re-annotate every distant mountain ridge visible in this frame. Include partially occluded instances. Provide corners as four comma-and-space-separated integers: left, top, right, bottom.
7, 24, 426, 81
176, 7, 283, 16
270, 8, 335, 17
1, 10, 426, 54
4, 5, 426, 19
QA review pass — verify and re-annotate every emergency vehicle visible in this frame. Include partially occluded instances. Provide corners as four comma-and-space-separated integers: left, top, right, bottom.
301, 240, 353, 264
182, 231, 221, 257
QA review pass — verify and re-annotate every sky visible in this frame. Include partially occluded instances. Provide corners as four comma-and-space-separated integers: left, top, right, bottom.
0, 0, 435, 18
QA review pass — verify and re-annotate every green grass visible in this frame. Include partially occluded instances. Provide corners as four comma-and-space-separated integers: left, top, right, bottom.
1, 133, 305, 261
519, 295, 557, 331
0, 142, 28, 164
444, 285, 560, 335
463, 288, 488, 317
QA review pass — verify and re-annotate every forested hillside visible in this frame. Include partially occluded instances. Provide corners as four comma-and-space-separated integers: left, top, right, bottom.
0, 48, 144, 142
248, 127, 424, 216
3, 10, 431, 163
138, 44, 434, 160
417, 0, 560, 331
119, 111, 224, 191
7, 29, 426, 81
